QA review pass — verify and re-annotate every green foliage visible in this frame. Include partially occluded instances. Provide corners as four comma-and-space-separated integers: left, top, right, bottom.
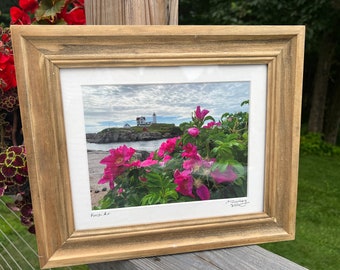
35, 0, 65, 22
300, 133, 340, 156
96, 105, 249, 209
261, 154, 340, 270
179, 0, 340, 144
0, 1, 13, 24
140, 170, 179, 205
180, 0, 338, 52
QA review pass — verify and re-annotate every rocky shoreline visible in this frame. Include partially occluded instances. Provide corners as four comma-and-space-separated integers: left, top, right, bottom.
86, 124, 181, 144
87, 130, 173, 144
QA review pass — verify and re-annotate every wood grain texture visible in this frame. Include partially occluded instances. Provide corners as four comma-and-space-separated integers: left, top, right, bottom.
10, 25, 305, 268
85, 0, 178, 25
89, 246, 308, 270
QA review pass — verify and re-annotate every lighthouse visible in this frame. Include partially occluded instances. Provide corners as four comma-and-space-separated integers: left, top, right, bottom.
152, 112, 157, 124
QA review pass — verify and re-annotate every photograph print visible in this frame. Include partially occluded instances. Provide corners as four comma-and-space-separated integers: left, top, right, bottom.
82, 81, 250, 210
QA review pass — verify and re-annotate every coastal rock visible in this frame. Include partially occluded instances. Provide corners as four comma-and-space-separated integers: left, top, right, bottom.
87, 124, 181, 144
87, 130, 163, 144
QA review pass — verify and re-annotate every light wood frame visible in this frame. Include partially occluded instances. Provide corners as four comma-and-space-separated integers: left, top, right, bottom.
11, 25, 305, 269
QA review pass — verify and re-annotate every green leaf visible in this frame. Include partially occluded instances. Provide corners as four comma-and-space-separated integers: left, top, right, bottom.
97, 191, 115, 209
145, 171, 162, 181
241, 100, 249, 106
35, 0, 65, 21
211, 162, 229, 172
233, 178, 244, 186
141, 193, 162, 205
232, 163, 246, 177
204, 115, 215, 122
165, 189, 178, 200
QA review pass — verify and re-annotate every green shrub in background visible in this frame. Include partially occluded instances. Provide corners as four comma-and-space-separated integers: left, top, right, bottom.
300, 133, 340, 156
261, 153, 340, 270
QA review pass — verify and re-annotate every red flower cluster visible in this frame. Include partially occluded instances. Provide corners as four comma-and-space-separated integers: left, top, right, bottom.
10, 0, 38, 25
10, 0, 86, 25
61, 0, 86, 25
0, 0, 87, 234
0, 28, 16, 92
1, 1, 86, 94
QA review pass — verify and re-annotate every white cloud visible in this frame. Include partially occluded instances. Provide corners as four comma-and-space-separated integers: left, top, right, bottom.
82, 82, 249, 132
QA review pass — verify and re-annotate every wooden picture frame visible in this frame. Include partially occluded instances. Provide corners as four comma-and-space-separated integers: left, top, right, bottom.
11, 25, 305, 269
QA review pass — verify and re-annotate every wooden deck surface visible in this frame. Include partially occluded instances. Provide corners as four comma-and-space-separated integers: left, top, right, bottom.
89, 245, 307, 270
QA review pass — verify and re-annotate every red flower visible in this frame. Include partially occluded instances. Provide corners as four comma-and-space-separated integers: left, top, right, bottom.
61, 6, 86, 25
10, 7, 32, 25
19, 0, 39, 13
0, 62, 17, 91
0, 53, 12, 68
1, 33, 11, 44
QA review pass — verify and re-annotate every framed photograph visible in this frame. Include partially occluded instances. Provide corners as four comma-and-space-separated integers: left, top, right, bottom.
11, 25, 305, 268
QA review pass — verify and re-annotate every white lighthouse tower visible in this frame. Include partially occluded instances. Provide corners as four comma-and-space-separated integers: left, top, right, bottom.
152, 112, 157, 124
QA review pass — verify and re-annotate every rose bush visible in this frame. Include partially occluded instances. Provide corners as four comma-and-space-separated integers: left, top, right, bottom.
96, 105, 248, 209
0, 0, 85, 233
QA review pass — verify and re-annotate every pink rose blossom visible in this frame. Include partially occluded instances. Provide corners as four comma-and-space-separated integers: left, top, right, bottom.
140, 159, 158, 167
98, 145, 138, 189
211, 165, 238, 184
174, 169, 194, 198
158, 137, 179, 157
195, 106, 209, 121
183, 158, 198, 170
203, 121, 221, 129
181, 143, 198, 159
140, 152, 158, 167
160, 155, 172, 166
98, 166, 125, 189
100, 145, 135, 167
188, 127, 200, 137
196, 184, 210, 200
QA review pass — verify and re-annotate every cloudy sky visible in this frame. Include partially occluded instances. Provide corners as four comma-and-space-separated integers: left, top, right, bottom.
82, 81, 249, 133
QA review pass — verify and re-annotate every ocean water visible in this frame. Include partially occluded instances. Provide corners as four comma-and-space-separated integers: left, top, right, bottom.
87, 138, 167, 152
